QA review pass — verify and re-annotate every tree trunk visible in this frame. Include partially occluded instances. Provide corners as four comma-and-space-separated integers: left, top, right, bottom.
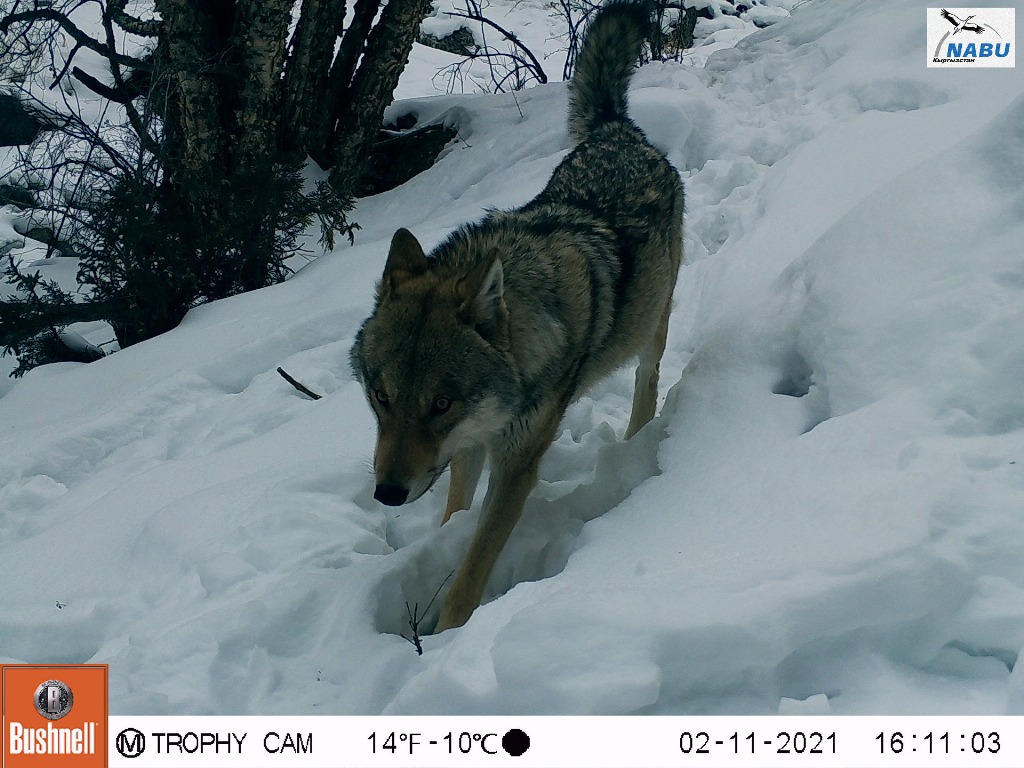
235, 0, 294, 289
328, 0, 434, 199
155, 0, 232, 204
320, 0, 383, 168
1, 0, 438, 373
280, 0, 348, 159
236, 0, 292, 167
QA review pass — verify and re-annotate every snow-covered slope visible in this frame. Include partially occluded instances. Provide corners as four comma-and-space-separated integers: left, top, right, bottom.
3, 0, 1024, 715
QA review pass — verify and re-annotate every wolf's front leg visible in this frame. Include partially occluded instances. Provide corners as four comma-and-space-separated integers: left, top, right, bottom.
435, 431, 553, 631
442, 445, 486, 525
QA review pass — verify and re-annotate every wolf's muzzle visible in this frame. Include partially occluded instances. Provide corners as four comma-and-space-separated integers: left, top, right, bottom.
374, 484, 409, 506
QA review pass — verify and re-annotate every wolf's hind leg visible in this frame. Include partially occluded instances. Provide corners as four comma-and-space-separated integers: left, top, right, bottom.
625, 296, 672, 439
442, 445, 486, 525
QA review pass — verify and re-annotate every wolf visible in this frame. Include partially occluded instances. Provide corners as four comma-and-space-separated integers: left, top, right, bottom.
350, 0, 684, 632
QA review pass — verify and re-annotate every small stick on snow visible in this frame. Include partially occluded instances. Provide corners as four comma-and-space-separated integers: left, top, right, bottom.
276, 367, 323, 400
402, 570, 455, 654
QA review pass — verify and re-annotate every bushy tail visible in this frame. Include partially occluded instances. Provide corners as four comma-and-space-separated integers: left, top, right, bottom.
568, 0, 652, 144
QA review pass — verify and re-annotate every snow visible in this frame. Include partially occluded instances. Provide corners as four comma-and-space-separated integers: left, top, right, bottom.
401, 0, 569, 98
3, 0, 1024, 716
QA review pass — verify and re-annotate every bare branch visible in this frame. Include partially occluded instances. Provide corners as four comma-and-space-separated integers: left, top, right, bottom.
108, 0, 162, 37
277, 367, 323, 400
49, 41, 83, 88
0, 8, 149, 70
445, 7, 548, 84
99, 1, 158, 151
401, 571, 454, 653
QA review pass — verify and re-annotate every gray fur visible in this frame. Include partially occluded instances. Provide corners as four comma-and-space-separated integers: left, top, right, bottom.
350, 0, 684, 631
568, 0, 653, 144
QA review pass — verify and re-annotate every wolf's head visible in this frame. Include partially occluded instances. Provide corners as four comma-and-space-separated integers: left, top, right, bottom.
350, 229, 520, 506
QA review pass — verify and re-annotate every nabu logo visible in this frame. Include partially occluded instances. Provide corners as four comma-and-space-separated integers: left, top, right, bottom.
928, 8, 1015, 67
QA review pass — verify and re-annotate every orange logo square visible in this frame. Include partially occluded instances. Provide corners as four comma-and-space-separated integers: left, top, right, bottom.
1, 665, 107, 768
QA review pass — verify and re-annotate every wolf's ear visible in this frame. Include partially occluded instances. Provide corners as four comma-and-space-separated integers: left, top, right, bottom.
381, 228, 428, 295
456, 251, 505, 336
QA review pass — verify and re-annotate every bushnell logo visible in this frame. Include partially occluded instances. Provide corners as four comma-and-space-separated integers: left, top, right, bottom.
33, 679, 74, 720
2, 664, 107, 767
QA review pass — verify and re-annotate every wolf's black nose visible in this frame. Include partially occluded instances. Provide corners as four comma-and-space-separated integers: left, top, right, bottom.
374, 484, 409, 506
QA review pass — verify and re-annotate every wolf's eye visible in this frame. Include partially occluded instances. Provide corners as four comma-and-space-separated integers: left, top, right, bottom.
431, 396, 451, 415
373, 389, 390, 407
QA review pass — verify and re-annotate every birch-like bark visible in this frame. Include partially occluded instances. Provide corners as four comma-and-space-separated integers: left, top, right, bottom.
328, 0, 434, 198
279, 0, 347, 160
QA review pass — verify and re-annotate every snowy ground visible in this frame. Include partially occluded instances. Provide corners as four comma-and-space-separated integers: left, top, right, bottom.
3, 0, 1024, 716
